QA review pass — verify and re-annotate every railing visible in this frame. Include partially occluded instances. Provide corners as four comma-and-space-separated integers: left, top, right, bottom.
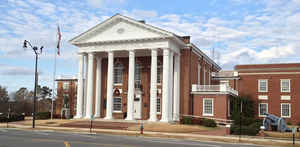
191, 84, 238, 96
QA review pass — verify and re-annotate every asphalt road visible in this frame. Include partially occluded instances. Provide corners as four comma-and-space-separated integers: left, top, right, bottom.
0, 128, 264, 147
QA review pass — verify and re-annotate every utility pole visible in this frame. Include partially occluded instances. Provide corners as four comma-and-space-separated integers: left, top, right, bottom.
23, 40, 43, 129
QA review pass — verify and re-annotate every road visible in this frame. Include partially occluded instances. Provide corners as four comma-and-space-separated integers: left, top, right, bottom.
0, 128, 263, 147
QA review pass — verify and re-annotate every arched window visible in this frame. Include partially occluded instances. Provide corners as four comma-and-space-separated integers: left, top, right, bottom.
114, 62, 123, 84
135, 63, 142, 88
157, 61, 162, 84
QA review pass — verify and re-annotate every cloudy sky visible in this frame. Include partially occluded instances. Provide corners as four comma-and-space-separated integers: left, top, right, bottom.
1, 0, 300, 92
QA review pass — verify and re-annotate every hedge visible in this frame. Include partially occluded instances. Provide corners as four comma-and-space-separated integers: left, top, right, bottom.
35, 112, 51, 120
0, 113, 25, 122
202, 118, 217, 127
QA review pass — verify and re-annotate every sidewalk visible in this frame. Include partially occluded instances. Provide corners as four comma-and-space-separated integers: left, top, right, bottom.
0, 123, 299, 147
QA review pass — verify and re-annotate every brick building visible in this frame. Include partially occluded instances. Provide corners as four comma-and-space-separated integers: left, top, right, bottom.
235, 63, 300, 124
55, 76, 77, 118
55, 14, 299, 124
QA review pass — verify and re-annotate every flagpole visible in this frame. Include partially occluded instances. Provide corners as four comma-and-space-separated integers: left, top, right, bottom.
51, 44, 57, 120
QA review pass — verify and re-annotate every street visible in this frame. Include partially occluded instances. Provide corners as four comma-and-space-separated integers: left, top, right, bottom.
0, 128, 263, 147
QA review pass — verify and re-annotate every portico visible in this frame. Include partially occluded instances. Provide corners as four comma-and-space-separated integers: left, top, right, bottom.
70, 14, 183, 122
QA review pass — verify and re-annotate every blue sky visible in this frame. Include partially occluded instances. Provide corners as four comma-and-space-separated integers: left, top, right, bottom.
1, 0, 300, 93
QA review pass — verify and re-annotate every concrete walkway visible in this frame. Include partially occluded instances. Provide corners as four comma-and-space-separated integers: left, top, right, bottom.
0, 123, 299, 147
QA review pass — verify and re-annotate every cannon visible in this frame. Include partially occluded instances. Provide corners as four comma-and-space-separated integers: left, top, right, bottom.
263, 113, 292, 132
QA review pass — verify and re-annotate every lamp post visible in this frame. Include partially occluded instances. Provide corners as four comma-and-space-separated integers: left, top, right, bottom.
23, 40, 43, 129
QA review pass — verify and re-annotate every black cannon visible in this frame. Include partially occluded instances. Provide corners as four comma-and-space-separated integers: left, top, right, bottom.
263, 113, 292, 132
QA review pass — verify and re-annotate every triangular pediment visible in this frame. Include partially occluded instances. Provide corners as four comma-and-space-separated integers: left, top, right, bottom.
69, 14, 175, 44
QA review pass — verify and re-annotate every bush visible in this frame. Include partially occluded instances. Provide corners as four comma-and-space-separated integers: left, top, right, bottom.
202, 118, 217, 127
297, 122, 300, 126
230, 120, 262, 136
287, 121, 292, 125
36, 112, 51, 120
0, 113, 25, 122
182, 116, 193, 125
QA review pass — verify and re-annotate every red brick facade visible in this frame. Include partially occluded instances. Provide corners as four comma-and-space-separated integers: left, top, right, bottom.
235, 63, 300, 124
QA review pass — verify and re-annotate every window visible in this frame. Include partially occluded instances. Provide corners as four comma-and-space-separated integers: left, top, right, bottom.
281, 103, 291, 118
258, 79, 268, 92
63, 82, 69, 90
62, 93, 69, 108
203, 98, 213, 116
157, 98, 161, 113
197, 63, 201, 85
157, 61, 162, 84
203, 68, 206, 85
114, 62, 123, 84
281, 79, 290, 92
135, 63, 142, 89
113, 97, 122, 112
259, 103, 268, 117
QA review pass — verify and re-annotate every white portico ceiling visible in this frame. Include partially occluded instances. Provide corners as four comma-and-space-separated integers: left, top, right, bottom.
69, 14, 185, 54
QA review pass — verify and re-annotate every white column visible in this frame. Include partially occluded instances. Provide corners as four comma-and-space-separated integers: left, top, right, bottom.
105, 51, 114, 120
149, 49, 158, 122
173, 53, 180, 121
83, 54, 88, 117
74, 53, 84, 118
169, 51, 174, 121
85, 53, 95, 119
125, 50, 135, 120
94, 56, 102, 118
161, 49, 171, 122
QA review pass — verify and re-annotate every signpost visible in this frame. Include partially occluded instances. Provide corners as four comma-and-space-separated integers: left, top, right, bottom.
90, 115, 94, 133
292, 127, 296, 145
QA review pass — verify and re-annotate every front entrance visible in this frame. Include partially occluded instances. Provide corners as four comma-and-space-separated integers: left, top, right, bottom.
133, 93, 142, 119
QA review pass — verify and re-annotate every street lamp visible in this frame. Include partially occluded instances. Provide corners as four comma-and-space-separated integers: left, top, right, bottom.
23, 40, 43, 129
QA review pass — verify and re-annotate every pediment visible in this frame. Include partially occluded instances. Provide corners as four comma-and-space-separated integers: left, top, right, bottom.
70, 14, 174, 44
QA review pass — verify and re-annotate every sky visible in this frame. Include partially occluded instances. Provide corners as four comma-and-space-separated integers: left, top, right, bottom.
0, 0, 300, 93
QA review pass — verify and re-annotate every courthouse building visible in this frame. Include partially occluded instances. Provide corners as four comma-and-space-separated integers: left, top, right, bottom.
56, 14, 300, 124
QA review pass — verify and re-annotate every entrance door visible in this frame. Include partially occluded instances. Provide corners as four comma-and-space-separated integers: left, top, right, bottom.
133, 94, 142, 119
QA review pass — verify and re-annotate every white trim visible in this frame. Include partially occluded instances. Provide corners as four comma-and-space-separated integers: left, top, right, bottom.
281, 95, 291, 100
258, 95, 268, 100
258, 79, 268, 92
203, 98, 214, 116
281, 103, 291, 118
239, 72, 300, 75
258, 103, 268, 117
280, 79, 291, 93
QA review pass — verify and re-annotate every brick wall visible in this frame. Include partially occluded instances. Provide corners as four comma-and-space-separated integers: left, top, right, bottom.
236, 63, 300, 124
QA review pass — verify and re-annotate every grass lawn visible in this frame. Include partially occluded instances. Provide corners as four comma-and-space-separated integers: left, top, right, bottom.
264, 131, 300, 139
127, 123, 219, 133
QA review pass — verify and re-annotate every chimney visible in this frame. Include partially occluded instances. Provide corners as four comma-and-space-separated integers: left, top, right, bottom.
182, 36, 190, 44
138, 20, 146, 24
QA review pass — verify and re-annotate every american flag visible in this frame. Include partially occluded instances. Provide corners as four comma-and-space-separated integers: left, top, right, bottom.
57, 25, 61, 55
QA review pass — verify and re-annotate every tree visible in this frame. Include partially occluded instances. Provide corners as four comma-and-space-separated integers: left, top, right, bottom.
0, 86, 9, 103
14, 87, 29, 102
230, 95, 263, 136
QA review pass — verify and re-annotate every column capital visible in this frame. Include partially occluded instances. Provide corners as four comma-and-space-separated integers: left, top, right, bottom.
88, 52, 95, 57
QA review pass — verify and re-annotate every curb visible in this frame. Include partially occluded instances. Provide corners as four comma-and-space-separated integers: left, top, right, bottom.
0, 123, 299, 147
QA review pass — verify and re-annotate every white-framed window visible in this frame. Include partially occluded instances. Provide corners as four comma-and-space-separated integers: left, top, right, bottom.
135, 63, 142, 89
157, 98, 161, 114
63, 82, 69, 90
197, 63, 201, 85
157, 61, 162, 84
114, 62, 123, 85
258, 79, 268, 92
281, 79, 290, 92
113, 97, 122, 112
281, 103, 291, 118
258, 103, 268, 117
203, 98, 213, 116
